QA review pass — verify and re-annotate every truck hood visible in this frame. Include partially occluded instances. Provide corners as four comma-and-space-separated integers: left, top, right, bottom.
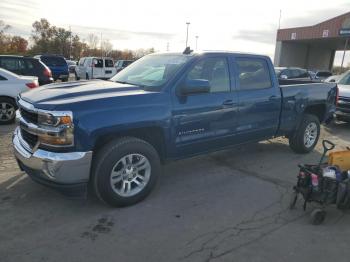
338, 84, 350, 97
20, 80, 156, 109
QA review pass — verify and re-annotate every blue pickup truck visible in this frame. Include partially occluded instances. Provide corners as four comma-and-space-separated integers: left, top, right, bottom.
13, 51, 338, 206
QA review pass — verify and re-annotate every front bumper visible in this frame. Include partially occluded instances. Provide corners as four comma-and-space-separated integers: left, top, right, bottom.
13, 127, 92, 196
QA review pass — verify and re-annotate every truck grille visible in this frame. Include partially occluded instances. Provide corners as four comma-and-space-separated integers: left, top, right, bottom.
19, 107, 38, 124
20, 128, 38, 148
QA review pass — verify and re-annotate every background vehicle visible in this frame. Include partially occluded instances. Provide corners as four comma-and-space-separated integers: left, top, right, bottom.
325, 75, 340, 83
14, 51, 338, 207
66, 60, 77, 74
335, 70, 350, 122
0, 55, 53, 85
309, 70, 332, 81
275, 67, 312, 80
35, 55, 69, 82
0, 68, 38, 124
115, 60, 134, 73
76, 57, 116, 80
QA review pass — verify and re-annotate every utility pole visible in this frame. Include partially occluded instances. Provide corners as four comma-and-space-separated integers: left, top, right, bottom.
278, 10, 282, 29
185, 22, 190, 48
100, 32, 103, 58
195, 35, 199, 50
340, 38, 349, 73
69, 26, 72, 59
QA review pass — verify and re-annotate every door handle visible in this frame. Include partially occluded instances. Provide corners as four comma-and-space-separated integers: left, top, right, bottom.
222, 100, 234, 107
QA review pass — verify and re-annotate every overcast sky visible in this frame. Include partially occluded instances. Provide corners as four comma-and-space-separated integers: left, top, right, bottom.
1, 0, 350, 65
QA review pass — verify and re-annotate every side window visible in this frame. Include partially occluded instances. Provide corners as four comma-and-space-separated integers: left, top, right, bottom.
299, 69, 309, 78
105, 59, 114, 67
25, 60, 34, 70
0, 74, 7, 80
95, 59, 103, 68
236, 58, 272, 90
1, 58, 19, 71
187, 57, 230, 93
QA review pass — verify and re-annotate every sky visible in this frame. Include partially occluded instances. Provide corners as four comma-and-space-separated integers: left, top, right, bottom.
1, 0, 350, 65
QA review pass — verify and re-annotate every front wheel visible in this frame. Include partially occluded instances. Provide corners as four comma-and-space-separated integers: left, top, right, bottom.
289, 114, 320, 154
91, 137, 161, 207
0, 97, 17, 125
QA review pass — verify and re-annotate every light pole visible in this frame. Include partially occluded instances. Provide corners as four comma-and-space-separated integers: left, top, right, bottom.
195, 35, 199, 50
185, 22, 190, 48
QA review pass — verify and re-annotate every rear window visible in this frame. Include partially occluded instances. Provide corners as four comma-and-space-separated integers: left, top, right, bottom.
123, 61, 133, 67
105, 59, 114, 67
41, 56, 66, 66
317, 72, 332, 77
236, 58, 272, 90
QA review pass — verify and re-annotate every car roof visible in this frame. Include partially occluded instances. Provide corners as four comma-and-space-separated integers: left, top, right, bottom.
0, 67, 19, 78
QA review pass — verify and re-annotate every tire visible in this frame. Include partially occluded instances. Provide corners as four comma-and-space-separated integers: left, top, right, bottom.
75, 72, 80, 81
91, 137, 161, 207
289, 114, 320, 154
0, 97, 17, 125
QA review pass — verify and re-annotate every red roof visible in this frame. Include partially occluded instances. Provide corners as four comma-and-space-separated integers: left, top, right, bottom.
277, 12, 350, 41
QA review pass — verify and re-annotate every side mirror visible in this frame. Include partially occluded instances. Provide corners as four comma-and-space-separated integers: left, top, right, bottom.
280, 74, 288, 80
179, 79, 210, 96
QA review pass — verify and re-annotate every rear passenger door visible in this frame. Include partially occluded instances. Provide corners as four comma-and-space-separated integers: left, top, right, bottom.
232, 56, 281, 142
104, 59, 116, 78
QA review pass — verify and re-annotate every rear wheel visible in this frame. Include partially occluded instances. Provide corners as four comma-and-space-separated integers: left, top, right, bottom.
289, 114, 320, 154
91, 137, 161, 207
0, 97, 17, 125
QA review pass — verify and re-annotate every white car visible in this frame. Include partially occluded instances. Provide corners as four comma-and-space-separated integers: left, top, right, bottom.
75, 57, 116, 80
0, 68, 39, 124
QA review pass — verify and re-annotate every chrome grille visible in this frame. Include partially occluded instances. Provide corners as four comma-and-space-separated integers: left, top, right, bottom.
19, 107, 38, 124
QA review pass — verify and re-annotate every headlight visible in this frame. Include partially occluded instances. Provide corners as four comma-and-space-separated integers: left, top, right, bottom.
37, 111, 74, 147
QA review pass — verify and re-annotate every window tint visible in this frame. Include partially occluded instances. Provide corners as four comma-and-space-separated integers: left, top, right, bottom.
25, 60, 34, 69
298, 69, 309, 78
187, 57, 230, 93
105, 59, 114, 67
1, 58, 22, 71
94, 59, 103, 68
0, 74, 7, 80
236, 58, 272, 90
41, 56, 66, 66
317, 72, 332, 77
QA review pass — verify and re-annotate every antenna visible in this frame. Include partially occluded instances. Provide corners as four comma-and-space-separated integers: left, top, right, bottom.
183, 46, 193, 55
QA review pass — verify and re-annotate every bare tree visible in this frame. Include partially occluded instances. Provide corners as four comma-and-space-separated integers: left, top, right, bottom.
87, 33, 99, 49
101, 39, 113, 56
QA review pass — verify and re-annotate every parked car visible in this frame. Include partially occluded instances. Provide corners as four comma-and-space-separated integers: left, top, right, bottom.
66, 60, 77, 74
76, 57, 116, 80
0, 68, 38, 124
35, 55, 69, 82
334, 70, 350, 122
13, 51, 338, 206
325, 75, 340, 83
309, 70, 333, 81
275, 67, 312, 80
0, 55, 53, 85
115, 60, 134, 73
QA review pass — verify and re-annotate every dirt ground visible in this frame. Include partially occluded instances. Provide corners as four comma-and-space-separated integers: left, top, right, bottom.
0, 121, 350, 262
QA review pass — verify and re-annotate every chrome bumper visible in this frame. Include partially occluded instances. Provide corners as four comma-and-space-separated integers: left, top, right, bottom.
13, 127, 92, 184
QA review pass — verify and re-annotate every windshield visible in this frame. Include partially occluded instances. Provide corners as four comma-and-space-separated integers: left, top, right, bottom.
338, 71, 350, 85
110, 54, 192, 89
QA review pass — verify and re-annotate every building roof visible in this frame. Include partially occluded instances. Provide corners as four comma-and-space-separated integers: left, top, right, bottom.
277, 12, 350, 41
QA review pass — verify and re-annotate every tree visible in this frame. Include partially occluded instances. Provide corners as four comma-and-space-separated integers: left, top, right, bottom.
101, 39, 113, 56
87, 33, 99, 49
0, 20, 28, 54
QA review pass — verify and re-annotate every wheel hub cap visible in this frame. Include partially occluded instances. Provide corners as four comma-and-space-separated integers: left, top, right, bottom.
304, 122, 317, 148
110, 154, 151, 197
